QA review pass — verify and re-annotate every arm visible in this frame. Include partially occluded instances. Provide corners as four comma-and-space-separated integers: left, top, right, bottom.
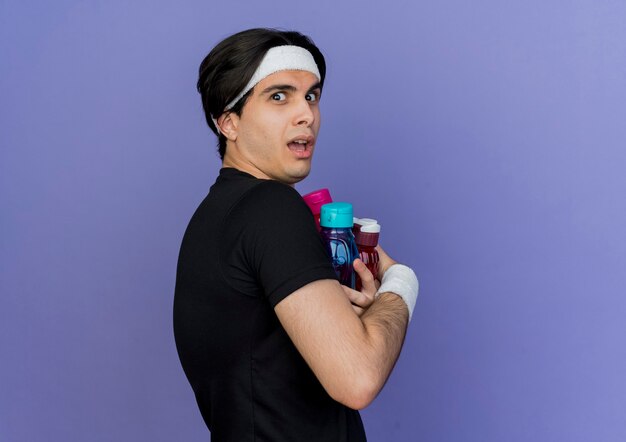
274, 246, 411, 410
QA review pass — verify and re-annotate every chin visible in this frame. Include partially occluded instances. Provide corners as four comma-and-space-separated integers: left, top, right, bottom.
285, 168, 311, 185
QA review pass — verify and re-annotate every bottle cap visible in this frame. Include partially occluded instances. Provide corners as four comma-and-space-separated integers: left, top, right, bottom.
357, 218, 378, 226
354, 222, 381, 247
353, 217, 377, 234
320, 202, 354, 228
361, 223, 381, 233
302, 188, 332, 215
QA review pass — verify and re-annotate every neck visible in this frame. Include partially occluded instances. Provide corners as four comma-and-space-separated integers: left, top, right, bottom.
222, 154, 266, 180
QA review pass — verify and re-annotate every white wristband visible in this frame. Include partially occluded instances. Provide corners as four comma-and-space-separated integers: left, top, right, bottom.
376, 264, 419, 321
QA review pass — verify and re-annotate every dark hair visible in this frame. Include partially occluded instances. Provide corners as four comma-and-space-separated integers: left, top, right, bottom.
197, 28, 326, 159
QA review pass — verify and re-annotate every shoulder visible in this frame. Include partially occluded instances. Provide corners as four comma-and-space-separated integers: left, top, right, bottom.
220, 178, 319, 243
250, 179, 305, 202
236, 179, 311, 218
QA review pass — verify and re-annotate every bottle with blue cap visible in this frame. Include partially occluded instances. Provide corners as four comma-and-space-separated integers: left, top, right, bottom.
319, 202, 360, 289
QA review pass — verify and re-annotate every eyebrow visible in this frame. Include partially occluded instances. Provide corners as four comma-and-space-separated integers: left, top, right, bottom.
307, 82, 322, 94
259, 81, 322, 96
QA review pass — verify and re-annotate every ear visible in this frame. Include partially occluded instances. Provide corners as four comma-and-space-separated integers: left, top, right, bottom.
217, 112, 239, 141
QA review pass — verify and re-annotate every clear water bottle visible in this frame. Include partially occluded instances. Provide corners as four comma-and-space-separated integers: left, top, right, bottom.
320, 202, 360, 289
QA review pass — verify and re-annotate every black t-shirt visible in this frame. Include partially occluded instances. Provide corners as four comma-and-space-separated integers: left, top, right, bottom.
173, 168, 367, 442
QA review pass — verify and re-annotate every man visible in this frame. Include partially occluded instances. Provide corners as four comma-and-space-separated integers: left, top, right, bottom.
173, 28, 418, 441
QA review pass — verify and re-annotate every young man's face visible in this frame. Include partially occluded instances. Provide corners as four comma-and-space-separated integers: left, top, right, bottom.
224, 70, 321, 185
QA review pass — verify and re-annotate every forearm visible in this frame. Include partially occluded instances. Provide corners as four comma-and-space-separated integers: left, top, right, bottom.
335, 261, 418, 407
320, 293, 409, 409
275, 277, 415, 410
352, 292, 408, 405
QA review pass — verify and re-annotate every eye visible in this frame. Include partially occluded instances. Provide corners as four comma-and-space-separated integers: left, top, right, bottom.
306, 92, 319, 102
271, 92, 287, 101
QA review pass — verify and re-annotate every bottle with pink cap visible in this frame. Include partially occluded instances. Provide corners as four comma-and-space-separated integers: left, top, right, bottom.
302, 188, 333, 231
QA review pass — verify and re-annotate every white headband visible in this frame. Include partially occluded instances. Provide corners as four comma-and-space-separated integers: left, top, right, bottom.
212, 45, 321, 134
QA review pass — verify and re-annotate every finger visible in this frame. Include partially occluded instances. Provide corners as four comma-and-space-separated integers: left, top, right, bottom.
342, 284, 371, 308
341, 285, 367, 316
353, 259, 377, 297
351, 304, 365, 317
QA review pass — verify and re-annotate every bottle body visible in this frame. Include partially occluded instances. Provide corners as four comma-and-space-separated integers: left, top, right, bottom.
320, 227, 360, 289
355, 245, 379, 291
353, 221, 381, 291
319, 202, 359, 289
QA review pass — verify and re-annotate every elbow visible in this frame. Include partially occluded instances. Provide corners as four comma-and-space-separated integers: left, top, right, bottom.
327, 372, 381, 410
341, 393, 376, 411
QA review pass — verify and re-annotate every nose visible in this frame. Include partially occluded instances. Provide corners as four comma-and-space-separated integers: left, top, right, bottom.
294, 97, 316, 127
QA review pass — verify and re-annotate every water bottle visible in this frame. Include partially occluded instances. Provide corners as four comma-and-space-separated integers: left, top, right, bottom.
302, 188, 333, 231
320, 202, 360, 289
353, 221, 380, 291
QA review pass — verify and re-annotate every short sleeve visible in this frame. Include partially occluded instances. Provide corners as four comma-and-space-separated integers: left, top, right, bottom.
221, 180, 338, 307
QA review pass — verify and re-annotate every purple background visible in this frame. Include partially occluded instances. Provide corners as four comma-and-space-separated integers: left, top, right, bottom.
2, 0, 626, 440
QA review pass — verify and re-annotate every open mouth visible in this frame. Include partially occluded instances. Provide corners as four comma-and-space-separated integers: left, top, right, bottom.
287, 136, 314, 157
288, 139, 310, 151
